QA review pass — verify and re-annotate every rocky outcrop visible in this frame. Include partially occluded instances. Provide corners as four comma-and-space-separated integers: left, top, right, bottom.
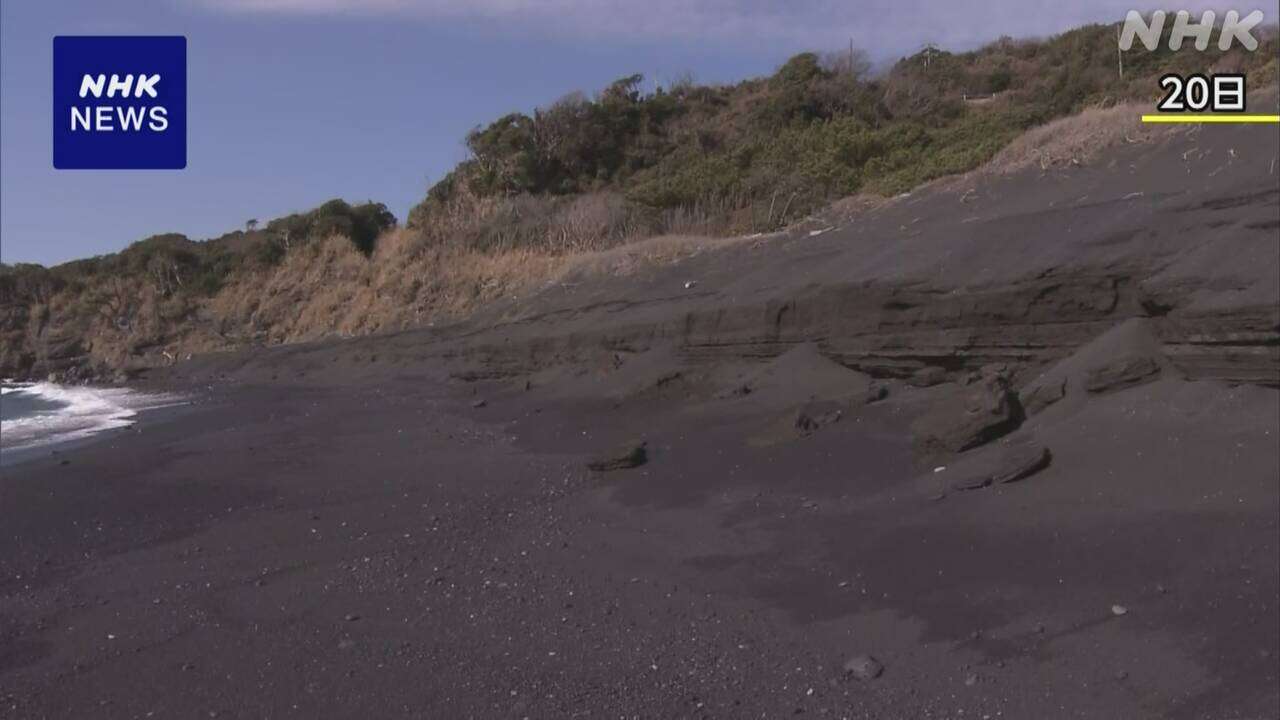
1084, 355, 1161, 394
911, 370, 1024, 454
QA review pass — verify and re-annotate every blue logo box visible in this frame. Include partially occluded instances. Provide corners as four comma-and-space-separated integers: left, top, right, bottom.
53, 36, 186, 170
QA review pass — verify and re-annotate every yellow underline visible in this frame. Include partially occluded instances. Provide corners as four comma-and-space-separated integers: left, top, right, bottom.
1141, 114, 1280, 123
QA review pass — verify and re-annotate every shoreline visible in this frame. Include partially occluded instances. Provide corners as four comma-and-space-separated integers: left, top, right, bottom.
0, 384, 194, 469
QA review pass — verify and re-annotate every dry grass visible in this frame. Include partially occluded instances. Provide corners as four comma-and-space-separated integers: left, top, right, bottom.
207, 230, 566, 344
555, 234, 750, 282
417, 190, 659, 254
197, 224, 760, 353
983, 102, 1179, 175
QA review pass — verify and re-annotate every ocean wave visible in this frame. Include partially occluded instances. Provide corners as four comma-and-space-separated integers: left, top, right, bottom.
0, 383, 185, 452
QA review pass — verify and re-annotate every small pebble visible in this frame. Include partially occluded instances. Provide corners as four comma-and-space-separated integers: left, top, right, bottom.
843, 655, 884, 681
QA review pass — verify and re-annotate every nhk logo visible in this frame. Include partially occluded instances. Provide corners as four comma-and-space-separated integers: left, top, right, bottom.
74, 74, 169, 132
1119, 9, 1265, 51
53, 36, 186, 169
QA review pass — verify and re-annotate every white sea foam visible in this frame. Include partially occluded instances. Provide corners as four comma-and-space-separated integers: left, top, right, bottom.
0, 383, 184, 452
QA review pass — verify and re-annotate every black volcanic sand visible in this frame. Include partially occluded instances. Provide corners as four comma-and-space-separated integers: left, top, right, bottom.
3, 118, 1279, 718
1, 346, 1277, 719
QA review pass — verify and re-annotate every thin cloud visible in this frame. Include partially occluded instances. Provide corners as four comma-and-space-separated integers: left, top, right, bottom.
194, 0, 1234, 56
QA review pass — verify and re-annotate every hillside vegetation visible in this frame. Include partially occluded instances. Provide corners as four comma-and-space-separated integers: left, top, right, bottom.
2, 22, 1277, 381
407, 23, 1277, 248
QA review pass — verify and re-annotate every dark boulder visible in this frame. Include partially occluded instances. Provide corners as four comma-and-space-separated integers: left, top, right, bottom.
1084, 356, 1160, 394
949, 474, 992, 491
864, 384, 889, 404
947, 442, 1052, 491
587, 441, 648, 471
913, 370, 1024, 453
1022, 377, 1066, 415
794, 406, 842, 435
908, 366, 948, 387
992, 444, 1052, 484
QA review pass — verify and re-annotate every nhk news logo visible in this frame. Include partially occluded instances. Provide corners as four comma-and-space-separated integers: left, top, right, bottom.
53, 36, 186, 170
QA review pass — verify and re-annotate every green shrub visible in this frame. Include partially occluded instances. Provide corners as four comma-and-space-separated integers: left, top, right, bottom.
404, 23, 1276, 248
266, 199, 396, 256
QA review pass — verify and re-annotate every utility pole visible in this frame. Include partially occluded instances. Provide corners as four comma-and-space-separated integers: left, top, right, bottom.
921, 42, 938, 70
1116, 24, 1124, 79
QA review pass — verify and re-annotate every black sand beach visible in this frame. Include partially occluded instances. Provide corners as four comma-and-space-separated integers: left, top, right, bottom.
2, 363, 1276, 718
2, 120, 1277, 718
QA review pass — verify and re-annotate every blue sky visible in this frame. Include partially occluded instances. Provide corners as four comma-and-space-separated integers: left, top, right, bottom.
1, 0, 1218, 266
